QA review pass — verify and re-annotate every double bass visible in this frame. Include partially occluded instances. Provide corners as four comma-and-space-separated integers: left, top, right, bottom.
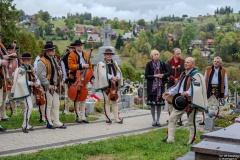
68, 48, 93, 102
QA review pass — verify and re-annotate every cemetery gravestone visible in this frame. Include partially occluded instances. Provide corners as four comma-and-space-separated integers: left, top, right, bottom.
191, 123, 240, 160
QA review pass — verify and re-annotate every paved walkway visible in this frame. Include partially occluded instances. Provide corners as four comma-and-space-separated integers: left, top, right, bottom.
0, 107, 202, 157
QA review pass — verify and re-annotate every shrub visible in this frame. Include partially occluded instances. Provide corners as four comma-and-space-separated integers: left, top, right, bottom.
94, 100, 104, 113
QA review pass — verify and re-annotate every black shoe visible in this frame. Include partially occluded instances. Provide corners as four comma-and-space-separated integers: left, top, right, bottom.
177, 121, 183, 126
46, 124, 56, 129
29, 126, 34, 131
76, 119, 82, 123
0, 127, 6, 132
156, 123, 161, 127
106, 120, 112, 123
82, 120, 89, 123
22, 127, 29, 133
152, 121, 157, 127
116, 119, 123, 124
1, 118, 9, 121
199, 122, 205, 125
57, 124, 67, 129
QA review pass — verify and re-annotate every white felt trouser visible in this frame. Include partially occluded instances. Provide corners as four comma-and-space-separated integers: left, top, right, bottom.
167, 106, 198, 144
74, 101, 86, 120
22, 95, 33, 129
44, 90, 63, 127
0, 89, 9, 119
167, 102, 174, 115
102, 92, 120, 122
63, 83, 70, 114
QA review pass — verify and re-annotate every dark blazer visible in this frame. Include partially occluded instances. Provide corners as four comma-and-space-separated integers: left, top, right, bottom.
145, 60, 170, 95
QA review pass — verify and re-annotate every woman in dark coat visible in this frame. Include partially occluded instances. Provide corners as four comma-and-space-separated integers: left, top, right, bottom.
145, 50, 170, 127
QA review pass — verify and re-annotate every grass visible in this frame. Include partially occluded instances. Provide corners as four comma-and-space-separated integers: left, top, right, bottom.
0, 128, 203, 160
0, 104, 99, 129
215, 113, 239, 128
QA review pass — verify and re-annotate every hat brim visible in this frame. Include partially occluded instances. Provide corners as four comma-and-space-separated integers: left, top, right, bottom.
44, 47, 55, 50
172, 93, 188, 111
20, 57, 32, 59
6, 47, 19, 50
74, 42, 85, 45
103, 52, 115, 55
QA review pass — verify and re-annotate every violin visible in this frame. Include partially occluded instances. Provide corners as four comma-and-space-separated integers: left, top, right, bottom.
28, 69, 46, 105
109, 82, 118, 101
33, 87, 46, 105
68, 48, 93, 102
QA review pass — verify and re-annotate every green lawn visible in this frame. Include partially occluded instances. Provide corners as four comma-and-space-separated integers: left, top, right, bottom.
0, 128, 203, 160
0, 104, 99, 129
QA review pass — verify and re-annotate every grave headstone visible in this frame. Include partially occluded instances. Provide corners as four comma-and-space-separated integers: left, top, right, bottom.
191, 123, 240, 159
92, 24, 121, 94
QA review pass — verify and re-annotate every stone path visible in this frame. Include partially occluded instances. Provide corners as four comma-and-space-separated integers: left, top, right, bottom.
0, 108, 202, 157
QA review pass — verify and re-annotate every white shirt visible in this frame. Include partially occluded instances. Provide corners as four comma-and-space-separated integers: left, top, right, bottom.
169, 76, 192, 96
61, 61, 67, 81
204, 67, 228, 96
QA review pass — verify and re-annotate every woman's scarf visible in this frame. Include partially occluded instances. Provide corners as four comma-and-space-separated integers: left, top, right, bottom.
152, 60, 163, 102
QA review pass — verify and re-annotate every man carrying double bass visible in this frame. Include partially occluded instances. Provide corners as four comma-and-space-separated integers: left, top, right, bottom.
68, 39, 94, 123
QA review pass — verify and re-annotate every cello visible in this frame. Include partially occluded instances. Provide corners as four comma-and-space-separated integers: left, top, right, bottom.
68, 48, 93, 102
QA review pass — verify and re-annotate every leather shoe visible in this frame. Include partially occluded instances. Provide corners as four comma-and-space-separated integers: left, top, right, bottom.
82, 120, 89, 123
106, 120, 112, 123
0, 127, 6, 132
115, 119, 123, 124
1, 118, 9, 121
29, 126, 34, 131
22, 127, 29, 133
156, 123, 161, 127
76, 119, 82, 123
152, 121, 157, 127
57, 124, 67, 129
177, 121, 183, 126
46, 124, 56, 129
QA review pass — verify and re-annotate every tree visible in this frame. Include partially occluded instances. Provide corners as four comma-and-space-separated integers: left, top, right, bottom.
115, 34, 124, 50
137, 19, 146, 26
44, 23, 53, 35
65, 18, 74, 30
18, 32, 41, 58
0, 0, 20, 44
111, 17, 119, 29
130, 47, 137, 57
192, 48, 207, 73
91, 16, 102, 26
153, 31, 168, 52
119, 20, 127, 30
40, 11, 50, 22
120, 63, 136, 81
179, 24, 197, 50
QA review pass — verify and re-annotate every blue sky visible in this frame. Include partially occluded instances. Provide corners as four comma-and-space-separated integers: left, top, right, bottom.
13, 0, 239, 21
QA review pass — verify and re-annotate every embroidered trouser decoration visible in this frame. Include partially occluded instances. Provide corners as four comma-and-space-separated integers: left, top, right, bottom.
22, 96, 33, 129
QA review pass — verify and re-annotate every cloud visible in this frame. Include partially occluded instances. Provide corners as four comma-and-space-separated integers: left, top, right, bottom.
13, 0, 239, 21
